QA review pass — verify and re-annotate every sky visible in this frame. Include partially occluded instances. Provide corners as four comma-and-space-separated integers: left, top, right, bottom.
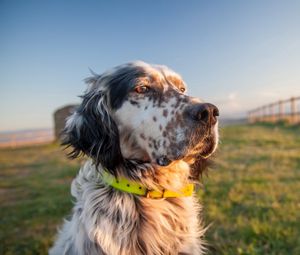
1, 0, 300, 131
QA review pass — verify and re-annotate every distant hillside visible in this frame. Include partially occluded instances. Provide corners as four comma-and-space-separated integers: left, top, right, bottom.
0, 128, 54, 147
219, 118, 247, 126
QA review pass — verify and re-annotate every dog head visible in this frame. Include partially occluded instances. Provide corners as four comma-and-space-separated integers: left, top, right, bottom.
63, 61, 219, 177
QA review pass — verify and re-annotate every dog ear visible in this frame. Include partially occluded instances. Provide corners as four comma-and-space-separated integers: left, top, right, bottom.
62, 89, 123, 175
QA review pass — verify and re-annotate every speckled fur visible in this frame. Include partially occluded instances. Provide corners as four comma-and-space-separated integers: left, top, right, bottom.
50, 61, 218, 255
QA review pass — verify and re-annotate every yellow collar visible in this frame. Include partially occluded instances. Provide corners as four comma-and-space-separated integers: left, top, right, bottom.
101, 171, 194, 199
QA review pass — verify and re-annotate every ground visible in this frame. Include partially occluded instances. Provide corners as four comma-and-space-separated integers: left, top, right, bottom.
0, 123, 299, 255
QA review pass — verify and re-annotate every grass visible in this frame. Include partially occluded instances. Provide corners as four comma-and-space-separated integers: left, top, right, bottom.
0, 123, 299, 255
0, 144, 82, 255
201, 123, 300, 255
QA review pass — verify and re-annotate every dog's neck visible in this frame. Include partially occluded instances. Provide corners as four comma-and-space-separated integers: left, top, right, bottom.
113, 159, 193, 193
63, 160, 205, 255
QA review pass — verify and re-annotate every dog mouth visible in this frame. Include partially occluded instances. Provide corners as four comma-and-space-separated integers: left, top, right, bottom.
198, 137, 217, 158
156, 133, 218, 167
156, 156, 172, 166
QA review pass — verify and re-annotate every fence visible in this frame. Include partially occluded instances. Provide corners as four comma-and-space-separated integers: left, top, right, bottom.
248, 97, 300, 124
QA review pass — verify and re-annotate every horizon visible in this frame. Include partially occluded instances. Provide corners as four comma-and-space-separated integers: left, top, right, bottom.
0, 116, 249, 133
1, 0, 300, 131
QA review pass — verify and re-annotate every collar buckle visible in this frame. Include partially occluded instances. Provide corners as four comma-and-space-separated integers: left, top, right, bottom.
146, 190, 151, 198
146, 189, 165, 199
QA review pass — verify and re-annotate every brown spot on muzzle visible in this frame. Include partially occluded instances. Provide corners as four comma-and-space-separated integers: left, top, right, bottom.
163, 109, 168, 117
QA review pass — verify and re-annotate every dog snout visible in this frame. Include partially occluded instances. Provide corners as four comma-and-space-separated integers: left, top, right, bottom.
187, 103, 219, 125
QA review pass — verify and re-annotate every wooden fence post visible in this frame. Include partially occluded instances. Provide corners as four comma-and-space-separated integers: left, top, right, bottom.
263, 106, 267, 122
291, 97, 296, 124
260, 107, 264, 122
279, 100, 284, 122
269, 103, 274, 122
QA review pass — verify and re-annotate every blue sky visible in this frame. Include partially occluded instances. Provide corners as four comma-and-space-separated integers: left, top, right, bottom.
1, 0, 300, 131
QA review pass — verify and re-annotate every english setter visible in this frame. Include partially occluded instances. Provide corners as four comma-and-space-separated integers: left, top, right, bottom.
50, 61, 219, 255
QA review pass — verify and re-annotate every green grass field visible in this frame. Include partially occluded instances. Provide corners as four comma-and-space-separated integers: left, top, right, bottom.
0, 123, 299, 255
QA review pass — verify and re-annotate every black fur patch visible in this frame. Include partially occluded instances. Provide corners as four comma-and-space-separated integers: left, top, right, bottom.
106, 65, 147, 109
62, 91, 123, 174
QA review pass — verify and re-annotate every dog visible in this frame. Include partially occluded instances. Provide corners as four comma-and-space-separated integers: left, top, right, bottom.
49, 61, 219, 255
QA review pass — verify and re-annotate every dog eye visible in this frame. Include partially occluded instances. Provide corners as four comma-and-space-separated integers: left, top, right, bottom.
135, 85, 150, 94
180, 87, 186, 93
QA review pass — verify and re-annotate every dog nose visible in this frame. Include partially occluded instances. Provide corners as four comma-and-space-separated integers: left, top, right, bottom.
188, 103, 219, 125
